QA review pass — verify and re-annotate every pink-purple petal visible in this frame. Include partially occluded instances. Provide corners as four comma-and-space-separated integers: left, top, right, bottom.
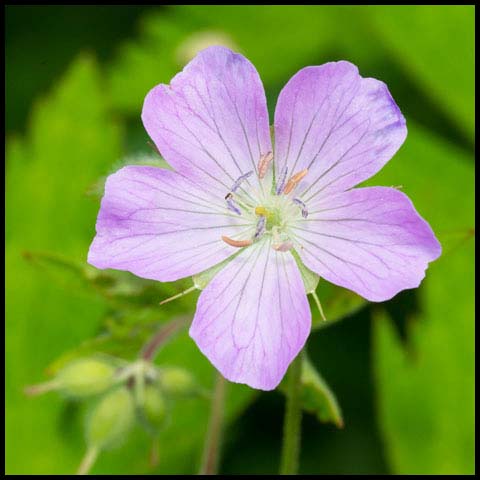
88, 166, 250, 282
141, 46, 271, 196
274, 61, 407, 199
292, 187, 441, 302
189, 238, 311, 390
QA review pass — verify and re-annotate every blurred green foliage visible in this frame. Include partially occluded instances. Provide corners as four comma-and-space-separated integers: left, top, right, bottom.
371, 124, 475, 474
6, 5, 474, 475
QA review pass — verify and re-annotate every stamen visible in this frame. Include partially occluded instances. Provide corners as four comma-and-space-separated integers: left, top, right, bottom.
272, 241, 294, 252
276, 166, 288, 194
254, 216, 266, 239
258, 151, 274, 179
225, 193, 242, 215
283, 169, 308, 195
293, 198, 308, 218
232, 171, 253, 192
221, 236, 253, 248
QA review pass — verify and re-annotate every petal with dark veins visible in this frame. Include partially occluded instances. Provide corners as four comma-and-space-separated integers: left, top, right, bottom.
190, 238, 311, 390
142, 46, 271, 197
88, 166, 251, 282
291, 187, 441, 302
274, 61, 407, 200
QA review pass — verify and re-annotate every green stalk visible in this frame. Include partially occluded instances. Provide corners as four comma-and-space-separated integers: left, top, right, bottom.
76, 446, 99, 475
141, 316, 188, 362
280, 352, 303, 475
199, 373, 227, 475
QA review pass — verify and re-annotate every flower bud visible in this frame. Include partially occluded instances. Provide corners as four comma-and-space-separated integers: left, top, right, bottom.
140, 384, 168, 433
86, 387, 135, 450
56, 357, 116, 398
158, 366, 198, 397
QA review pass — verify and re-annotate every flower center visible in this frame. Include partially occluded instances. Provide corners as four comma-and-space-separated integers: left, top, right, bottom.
221, 152, 309, 251
254, 206, 282, 231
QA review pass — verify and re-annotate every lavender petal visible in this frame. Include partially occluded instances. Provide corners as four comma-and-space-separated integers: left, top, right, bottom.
189, 239, 311, 390
291, 187, 441, 302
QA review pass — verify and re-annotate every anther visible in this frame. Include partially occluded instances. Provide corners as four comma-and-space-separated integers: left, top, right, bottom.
254, 216, 266, 239
258, 152, 274, 179
221, 236, 253, 248
225, 194, 242, 215
272, 241, 294, 252
283, 169, 308, 195
293, 198, 308, 218
276, 166, 288, 194
231, 171, 253, 192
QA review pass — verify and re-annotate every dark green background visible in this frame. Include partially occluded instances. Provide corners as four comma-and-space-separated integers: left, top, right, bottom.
6, 5, 475, 475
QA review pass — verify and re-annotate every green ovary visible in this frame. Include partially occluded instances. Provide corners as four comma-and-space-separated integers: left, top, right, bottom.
255, 205, 283, 231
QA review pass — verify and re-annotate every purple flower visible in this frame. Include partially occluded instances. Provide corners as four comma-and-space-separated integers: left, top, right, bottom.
88, 47, 441, 390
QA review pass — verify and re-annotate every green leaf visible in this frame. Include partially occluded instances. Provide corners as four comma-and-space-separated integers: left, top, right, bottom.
299, 354, 343, 428
278, 353, 342, 428
21, 250, 196, 315
366, 5, 474, 141
6, 55, 122, 475
108, 11, 194, 114
372, 121, 474, 474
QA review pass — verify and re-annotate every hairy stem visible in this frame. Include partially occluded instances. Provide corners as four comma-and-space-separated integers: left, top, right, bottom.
199, 373, 227, 475
141, 316, 189, 362
23, 379, 60, 396
77, 446, 99, 475
280, 352, 303, 475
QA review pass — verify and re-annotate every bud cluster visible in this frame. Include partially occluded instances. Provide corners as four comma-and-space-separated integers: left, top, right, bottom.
26, 354, 205, 473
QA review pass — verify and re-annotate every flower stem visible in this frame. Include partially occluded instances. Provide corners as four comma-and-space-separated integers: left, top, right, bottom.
23, 379, 60, 396
141, 316, 188, 362
199, 373, 226, 475
280, 352, 303, 475
77, 446, 99, 475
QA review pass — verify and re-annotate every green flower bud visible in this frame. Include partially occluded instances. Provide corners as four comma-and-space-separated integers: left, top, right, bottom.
159, 366, 198, 397
140, 384, 168, 433
56, 357, 116, 398
86, 387, 135, 450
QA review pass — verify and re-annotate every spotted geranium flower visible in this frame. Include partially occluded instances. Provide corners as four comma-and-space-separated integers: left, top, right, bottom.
88, 46, 441, 390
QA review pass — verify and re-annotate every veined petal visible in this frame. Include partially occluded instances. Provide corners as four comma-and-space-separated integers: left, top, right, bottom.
142, 46, 271, 197
189, 238, 311, 390
291, 187, 441, 302
274, 61, 406, 200
88, 166, 251, 282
